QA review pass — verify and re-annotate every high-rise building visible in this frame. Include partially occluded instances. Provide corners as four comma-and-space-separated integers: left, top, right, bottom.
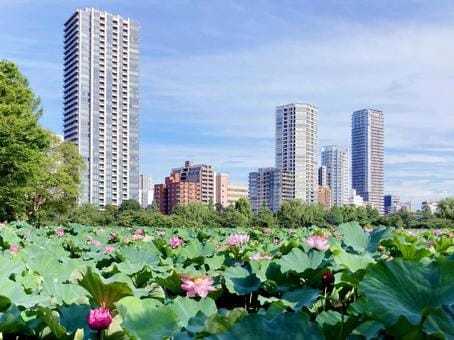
384, 194, 401, 215
248, 168, 294, 213
154, 172, 200, 214
421, 200, 438, 214
139, 175, 153, 208
276, 103, 318, 203
351, 109, 384, 214
349, 189, 364, 207
63, 9, 140, 206
321, 145, 349, 206
227, 184, 248, 206
171, 161, 214, 204
215, 173, 229, 207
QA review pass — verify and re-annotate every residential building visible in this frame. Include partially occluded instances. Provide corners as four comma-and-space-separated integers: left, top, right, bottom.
139, 175, 153, 208
401, 201, 412, 212
321, 145, 349, 206
351, 108, 384, 214
349, 189, 364, 207
421, 200, 439, 214
318, 166, 328, 186
154, 172, 200, 214
215, 173, 229, 207
63, 9, 140, 206
275, 103, 318, 203
384, 194, 401, 215
248, 168, 294, 213
171, 161, 214, 204
227, 184, 248, 206
318, 186, 332, 209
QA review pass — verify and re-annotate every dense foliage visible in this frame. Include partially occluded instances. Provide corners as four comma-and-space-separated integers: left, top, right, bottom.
34, 197, 454, 230
0, 222, 453, 339
0, 60, 84, 222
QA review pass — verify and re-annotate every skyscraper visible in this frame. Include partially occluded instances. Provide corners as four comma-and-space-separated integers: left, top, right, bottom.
321, 145, 349, 206
139, 175, 153, 208
248, 168, 293, 213
351, 109, 384, 214
275, 103, 318, 203
63, 8, 140, 206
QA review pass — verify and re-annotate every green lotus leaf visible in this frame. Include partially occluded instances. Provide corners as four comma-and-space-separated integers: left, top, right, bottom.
203, 308, 248, 335
279, 248, 325, 274
207, 312, 324, 340
71, 266, 134, 309
358, 258, 454, 326
169, 296, 217, 328
350, 320, 384, 339
223, 266, 261, 295
422, 305, 454, 338
334, 248, 375, 273
117, 296, 178, 339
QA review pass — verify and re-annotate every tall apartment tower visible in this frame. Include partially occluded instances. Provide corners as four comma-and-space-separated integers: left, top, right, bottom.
351, 109, 384, 214
63, 9, 140, 206
139, 175, 153, 208
321, 145, 349, 206
275, 103, 318, 203
248, 168, 294, 213
171, 161, 214, 204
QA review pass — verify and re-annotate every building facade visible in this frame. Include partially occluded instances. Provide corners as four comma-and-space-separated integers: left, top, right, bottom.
351, 109, 384, 214
227, 184, 248, 206
318, 186, 332, 209
154, 172, 200, 214
215, 173, 229, 207
275, 103, 318, 203
248, 168, 294, 213
321, 145, 349, 206
64, 8, 140, 206
384, 194, 401, 215
171, 161, 214, 204
318, 166, 328, 187
421, 200, 439, 214
139, 175, 153, 208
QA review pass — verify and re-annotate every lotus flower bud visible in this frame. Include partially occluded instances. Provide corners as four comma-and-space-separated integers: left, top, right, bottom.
321, 271, 335, 292
87, 307, 112, 330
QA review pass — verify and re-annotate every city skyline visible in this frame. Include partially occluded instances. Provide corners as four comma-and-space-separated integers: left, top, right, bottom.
2, 1, 454, 207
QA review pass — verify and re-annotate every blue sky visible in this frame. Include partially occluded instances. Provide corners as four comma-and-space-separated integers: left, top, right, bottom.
1, 0, 454, 208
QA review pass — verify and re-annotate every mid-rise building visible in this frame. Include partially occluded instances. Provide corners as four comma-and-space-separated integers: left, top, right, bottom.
275, 103, 318, 203
351, 109, 384, 214
139, 175, 153, 208
421, 200, 438, 214
154, 172, 200, 214
63, 8, 140, 206
384, 194, 401, 215
171, 161, 214, 204
401, 201, 412, 212
318, 186, 332, 209
215, 173, 229, 207
227, 184, 248, 206
349, 189, 364, 207
321, 145, 349, 206
248, 168, 294, 213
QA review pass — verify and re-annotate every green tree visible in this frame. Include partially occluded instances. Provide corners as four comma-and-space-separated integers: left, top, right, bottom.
253, 204, 278, 228
437, 197, 454, 220
0, 60, 50, 221
118, 199, 141, 213
234, 197, 252, 219
277, 200, 305, 228
172, 202, 220, 228
220, 205, 249, 228
30, 135, 85, 223
325, 206, 344, 225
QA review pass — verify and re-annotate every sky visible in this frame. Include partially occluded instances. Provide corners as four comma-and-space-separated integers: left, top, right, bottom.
1, 0, 454, 208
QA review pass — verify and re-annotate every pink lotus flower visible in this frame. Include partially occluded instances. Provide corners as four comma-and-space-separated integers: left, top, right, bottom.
169, 236, 183, 249
87, 307, 112, 330
91, 239, 101, 247
10, 245, 19, 253
181, 276, 216, 298
263, 228, 271, 235
434, 229, 443, 236
104, 246, 115, 254
249, 252, 273, 261
305, 235, 329, 251
226, 233, 250, 246
55, 229, 65, 237
0, 222, 6, 228
133, 229, 145, 240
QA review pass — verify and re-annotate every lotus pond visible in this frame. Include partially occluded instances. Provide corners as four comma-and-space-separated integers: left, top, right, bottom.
0, 222, 453, 339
